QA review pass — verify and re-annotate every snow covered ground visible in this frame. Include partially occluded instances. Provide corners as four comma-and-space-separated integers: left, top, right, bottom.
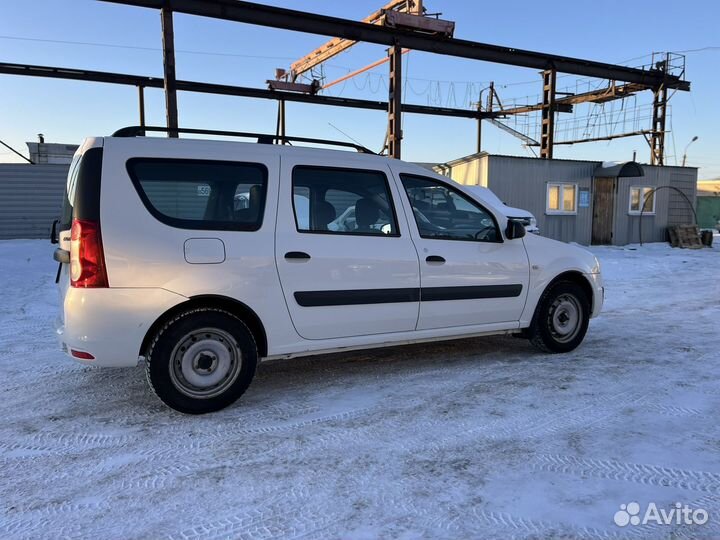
1, 239, 719, 539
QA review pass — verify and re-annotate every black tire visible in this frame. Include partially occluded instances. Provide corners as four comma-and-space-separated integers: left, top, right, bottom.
146, 308, 258, 414
528, 281, 590, 353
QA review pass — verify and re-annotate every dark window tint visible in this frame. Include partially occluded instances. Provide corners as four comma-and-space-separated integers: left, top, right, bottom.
127, 159, 267, 231
401, 175, 500, 242
60, 154, 82, 230
292, 166, 399, 236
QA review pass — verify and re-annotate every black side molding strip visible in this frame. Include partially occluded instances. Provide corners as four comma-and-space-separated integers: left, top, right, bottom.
294, 284, 522, 307
422, 284, 523, 301
295, 287, 420, 307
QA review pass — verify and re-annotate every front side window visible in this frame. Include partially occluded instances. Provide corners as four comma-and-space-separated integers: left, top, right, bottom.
127, 159, 267, 231
400, 175, 500, 242
629, 186, 655, 214
547, 183, 577, 214
292, 166, 399, 236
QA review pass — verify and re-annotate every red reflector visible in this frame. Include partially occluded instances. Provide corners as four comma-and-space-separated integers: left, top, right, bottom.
70, 218, 108, 288
71, 349, 95, 360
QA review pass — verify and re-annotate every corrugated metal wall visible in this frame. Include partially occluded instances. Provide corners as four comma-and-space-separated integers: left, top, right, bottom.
483, 156, 597, 245
613, 166, 697, 245
667, 169, 698, 226
0, 164, 70, 240
444, 155, 697, 246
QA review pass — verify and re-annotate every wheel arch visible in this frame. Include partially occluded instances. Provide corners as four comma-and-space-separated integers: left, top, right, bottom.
542, 270, 594, 313
140, 295, 268, 358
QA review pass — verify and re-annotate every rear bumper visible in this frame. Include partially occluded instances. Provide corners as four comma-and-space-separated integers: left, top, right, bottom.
57, 287, 187, 367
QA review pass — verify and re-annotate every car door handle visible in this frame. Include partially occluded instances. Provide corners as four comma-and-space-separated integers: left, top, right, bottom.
426, 255, 446, 264
284, 251, 311, 260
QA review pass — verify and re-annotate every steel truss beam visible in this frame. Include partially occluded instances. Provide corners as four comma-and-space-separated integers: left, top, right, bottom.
0, 62, 482, 120
99, 0, 690, 89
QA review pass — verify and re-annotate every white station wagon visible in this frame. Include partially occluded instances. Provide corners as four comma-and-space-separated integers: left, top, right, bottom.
53, 127, 603, 414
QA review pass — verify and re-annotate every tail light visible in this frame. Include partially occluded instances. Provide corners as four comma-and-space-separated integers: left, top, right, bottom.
70, 218, 108, 288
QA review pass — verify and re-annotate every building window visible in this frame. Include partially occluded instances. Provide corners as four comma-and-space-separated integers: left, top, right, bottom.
546, 183, 577, 214
629, 186, 655, 214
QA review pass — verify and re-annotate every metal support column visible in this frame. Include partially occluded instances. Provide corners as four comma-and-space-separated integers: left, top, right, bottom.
388, 42, 402, 159
138, 85, 146, 127
476, 104, 482, 153
650, 84, 667, 165
276, 99, 286, 143
161, 7, 179, 137
540, 68, 556, 159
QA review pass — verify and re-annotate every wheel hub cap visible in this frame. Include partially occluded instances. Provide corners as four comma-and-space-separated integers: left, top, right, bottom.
170, 328, 242, 399
550, 294, 582, 343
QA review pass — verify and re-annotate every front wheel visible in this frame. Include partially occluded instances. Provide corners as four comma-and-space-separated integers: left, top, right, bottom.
146, 308, 258, 414
528, 281, 590, 353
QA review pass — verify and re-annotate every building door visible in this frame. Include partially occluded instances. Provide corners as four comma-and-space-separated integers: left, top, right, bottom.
591, 177, 616, 245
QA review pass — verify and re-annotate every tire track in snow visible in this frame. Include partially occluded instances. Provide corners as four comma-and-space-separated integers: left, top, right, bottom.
1, 500, 109, 538
0, 430, 136, 456
644, 403, 704, 417
164, 484, 349, 540
531, 454, 720, 494
414, 390, 648, 457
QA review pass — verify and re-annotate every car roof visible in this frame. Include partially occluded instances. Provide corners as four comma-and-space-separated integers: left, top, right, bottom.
100, 135, 448, 182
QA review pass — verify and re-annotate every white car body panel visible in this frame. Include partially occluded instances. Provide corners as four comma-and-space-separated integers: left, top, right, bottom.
389, 163, 530, 330
56, 136, 601, 367
274, 154, 420, 340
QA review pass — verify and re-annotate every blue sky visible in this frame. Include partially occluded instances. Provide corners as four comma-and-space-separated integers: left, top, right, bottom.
1, 0, 718, 178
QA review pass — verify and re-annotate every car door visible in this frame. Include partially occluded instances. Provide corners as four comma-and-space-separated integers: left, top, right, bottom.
275, 155, 420, 340
394, 172, 529, 331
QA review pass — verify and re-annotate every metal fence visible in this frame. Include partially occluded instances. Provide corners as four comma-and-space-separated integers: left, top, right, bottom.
0, 164, 69, 240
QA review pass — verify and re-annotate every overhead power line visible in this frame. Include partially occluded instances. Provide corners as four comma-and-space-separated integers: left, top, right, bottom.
0, 34, 297, 61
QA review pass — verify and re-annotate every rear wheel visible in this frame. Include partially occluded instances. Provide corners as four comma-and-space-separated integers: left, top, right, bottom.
146, 308, 258, 414
528, 281, 590, 353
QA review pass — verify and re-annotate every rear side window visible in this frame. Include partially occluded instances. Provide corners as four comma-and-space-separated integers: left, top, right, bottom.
127, 159, 267, 231
60, 154, 82, 230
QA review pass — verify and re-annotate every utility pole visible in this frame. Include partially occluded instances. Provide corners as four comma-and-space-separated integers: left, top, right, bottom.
161, 7, 179, 137
682, 135, 698, 167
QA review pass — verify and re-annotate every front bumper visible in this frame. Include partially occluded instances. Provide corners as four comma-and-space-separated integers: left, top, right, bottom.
584, 272, 604, 318
56, 287, 187, 367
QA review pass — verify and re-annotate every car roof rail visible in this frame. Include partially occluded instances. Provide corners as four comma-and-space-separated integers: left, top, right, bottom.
111, 126, 376, 154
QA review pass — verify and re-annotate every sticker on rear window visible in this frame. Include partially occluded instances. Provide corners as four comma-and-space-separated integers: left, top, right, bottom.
197, 184, 210, 197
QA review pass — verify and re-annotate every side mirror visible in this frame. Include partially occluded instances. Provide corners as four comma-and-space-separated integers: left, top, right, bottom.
505, 219, 526, 240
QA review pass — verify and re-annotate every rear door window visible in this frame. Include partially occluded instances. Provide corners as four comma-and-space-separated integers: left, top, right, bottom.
127, 159, 268, 231
291, 166, 399, 236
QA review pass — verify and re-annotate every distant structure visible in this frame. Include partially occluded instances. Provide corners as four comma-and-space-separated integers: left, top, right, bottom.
26, 135, 77, 164
434, 152, 697, 246
697, 180, 720, 230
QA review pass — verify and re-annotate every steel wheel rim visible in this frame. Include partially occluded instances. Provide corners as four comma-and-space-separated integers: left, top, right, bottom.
549, 294, 582, 343
169, 327, 242, 399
